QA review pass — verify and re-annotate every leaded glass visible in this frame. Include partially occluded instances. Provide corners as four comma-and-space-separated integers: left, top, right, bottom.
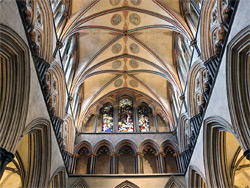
102, 104, 113, 132
118, 98, 134, 132
138, 105, 150, 132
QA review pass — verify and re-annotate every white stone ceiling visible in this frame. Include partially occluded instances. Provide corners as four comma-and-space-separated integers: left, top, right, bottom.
59, 0, 193, 128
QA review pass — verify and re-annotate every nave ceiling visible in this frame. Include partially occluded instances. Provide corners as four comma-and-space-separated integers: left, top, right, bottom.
58, 0, 193, 129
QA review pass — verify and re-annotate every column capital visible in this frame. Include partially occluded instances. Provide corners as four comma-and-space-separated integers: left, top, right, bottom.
190, 39, 197, 47
56, 40, 63, 49
109, 153, 117, 157
136, 152, 144, 157
87, 153, 97, 158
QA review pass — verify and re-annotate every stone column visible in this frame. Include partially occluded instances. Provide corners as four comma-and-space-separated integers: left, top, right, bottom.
0, 148, 14, 179
156, 152, 164, 173
93, 114, 99, 133
173, 152, 181, 173
136, 152, 144, 173
109, 153, 117, 174
134, 107, 139, 132
153, 113, 159, 132
88, 153, 96, 174
113, 105, 118, 133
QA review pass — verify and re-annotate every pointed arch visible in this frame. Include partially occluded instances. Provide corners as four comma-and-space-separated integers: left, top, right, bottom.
164, 176, 185, 188
226, 25, 250, 154
115, 139, 138, 154
49, 166, 67, 188
115, 180, 139, 188
177, 113, 190, 153
62, 114, 75, 153
188, 165, 207, 188
70, 177, 88, 188
75, 141, 92, 154
93, 139, 114, 154
139, 139, 160, 153
0, 24, 30, 153
203, 116, 240, 188
19, 118, 52, 187
186, 60, 207, 117
46, 61, 67, 118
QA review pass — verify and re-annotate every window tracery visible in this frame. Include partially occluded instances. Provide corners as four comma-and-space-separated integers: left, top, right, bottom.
118, 98, 134, 132
138, 104, 150, 132
102, 103, 114, 132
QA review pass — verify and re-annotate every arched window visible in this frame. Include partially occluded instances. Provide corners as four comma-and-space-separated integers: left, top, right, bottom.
138, 104, 150, 132
102, 103, 114, 132
118, 98, 134, 132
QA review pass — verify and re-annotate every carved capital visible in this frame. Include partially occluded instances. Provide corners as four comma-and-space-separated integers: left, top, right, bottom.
190, 39, 197, 47
56, 40, 63, 49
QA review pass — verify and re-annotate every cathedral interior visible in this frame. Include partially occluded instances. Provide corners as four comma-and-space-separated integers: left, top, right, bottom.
0, 0, 250, 187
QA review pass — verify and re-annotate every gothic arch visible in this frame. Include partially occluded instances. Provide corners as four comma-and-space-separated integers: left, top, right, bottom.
75, 141, 92, 154
70, 177, 88, 188
19, 118, 52, 187
62, 114, 75, 153
115, 139, 138, 154
19, 0, 54, 62
164, 176, 185, 188
0, 24, 30, 153
200, 0, 234, 60
226, 25, 250, 156
161, 140, 179, 173
186, 60, 207, 116
188, 165, 207, 188
139, 139, 160, 154
160, 140, 178, 154
115, 180, 139, 188
177, 113, 190, 152
49, 166, 67, 188
46, 61, 67, 118
93, 139, 114, 154
203, 116, 242, 188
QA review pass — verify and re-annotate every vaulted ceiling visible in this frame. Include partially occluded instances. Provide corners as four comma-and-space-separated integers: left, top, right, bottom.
59, 0, 193, 128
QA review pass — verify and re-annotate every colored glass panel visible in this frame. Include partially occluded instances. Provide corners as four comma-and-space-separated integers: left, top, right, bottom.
138, 105, 150, 132
102, 104, 114, 132
118, 98, 134, 132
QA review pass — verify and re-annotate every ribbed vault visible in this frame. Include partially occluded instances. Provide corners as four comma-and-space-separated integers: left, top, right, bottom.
59, 0, 193, 129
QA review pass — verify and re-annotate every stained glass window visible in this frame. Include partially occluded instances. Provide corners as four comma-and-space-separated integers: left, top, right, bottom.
102, 104, 113, 132
118, 98, 134, 132
138, 105, 150, 132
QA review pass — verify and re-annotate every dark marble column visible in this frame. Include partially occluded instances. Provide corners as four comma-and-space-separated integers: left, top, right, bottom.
88, 153, 96, 174
136, 152, 144, 174
156, 152, 164, 173
0, 148, 14, 179
153, 113, 159, 132
113, 105, 118, 133
109, 153, 117, 174
134, 107, 139, 132
244, 149, 250, 161
93, 114, 99, 133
